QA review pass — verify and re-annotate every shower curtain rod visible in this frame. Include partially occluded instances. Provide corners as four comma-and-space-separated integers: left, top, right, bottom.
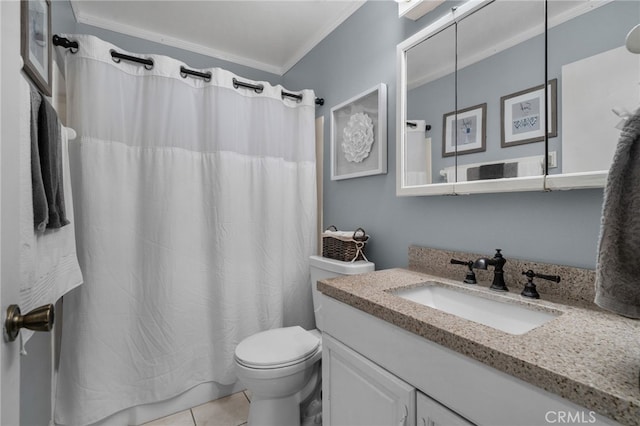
52, 35, 325, 106
180, 66, 211, 81
111, 50, 154, 69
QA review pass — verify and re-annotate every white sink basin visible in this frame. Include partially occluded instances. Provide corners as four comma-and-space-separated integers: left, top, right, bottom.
392, 283, 560, 335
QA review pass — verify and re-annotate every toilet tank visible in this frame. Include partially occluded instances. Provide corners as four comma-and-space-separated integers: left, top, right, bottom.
309, 255, 374, 331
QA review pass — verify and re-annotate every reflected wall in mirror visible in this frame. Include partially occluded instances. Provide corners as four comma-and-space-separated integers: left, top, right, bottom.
547, 0, 640, 177
455, 0, 545, 185
405, 23, 455, 187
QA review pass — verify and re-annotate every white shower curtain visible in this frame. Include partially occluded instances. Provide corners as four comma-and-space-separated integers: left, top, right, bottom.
55, 35, 317, 425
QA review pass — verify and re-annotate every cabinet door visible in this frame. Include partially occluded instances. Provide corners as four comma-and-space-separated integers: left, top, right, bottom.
416, 392, 474, 426
323, 334, 415, 426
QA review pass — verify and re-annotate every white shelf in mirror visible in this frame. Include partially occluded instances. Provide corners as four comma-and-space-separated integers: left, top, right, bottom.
396, 174, 606, 197
544, 171, 608, 191
397, 0, 445, 21
454, 176, 545, 195
396, 183, 455, 197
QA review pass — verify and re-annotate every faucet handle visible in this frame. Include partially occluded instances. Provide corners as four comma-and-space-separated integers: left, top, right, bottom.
450, 259, 477, 284
522, 270, 561, 283
521, 270, 561, 299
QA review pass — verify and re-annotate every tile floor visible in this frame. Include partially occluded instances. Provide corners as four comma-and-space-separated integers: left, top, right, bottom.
143, 391, 250, 426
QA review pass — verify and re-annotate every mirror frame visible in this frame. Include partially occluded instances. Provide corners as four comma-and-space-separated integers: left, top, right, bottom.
396, 0, 609, 197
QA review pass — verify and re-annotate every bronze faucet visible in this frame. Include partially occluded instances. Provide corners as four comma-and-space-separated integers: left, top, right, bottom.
473, 249, 508, 292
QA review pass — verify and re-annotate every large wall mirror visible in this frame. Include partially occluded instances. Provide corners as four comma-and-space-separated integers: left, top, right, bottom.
397, 0, 640, 196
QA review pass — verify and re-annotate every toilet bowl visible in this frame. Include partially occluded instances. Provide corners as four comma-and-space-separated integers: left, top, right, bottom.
235, 327, 322, 426
234, 255, 375, 426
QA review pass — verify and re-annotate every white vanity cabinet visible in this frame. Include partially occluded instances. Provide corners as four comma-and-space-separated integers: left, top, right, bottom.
320, 293, 618, 426
322, 334, 416, 426
323, 331, 472, 426
416, 392, 473, 426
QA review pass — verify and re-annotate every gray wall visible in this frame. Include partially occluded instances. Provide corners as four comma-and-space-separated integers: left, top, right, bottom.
283, 1, 605, 270
546, 0, 638, 174
52, 0, 608, 270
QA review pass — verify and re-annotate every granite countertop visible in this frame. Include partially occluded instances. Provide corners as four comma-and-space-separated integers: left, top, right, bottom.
317, 268, 640, 425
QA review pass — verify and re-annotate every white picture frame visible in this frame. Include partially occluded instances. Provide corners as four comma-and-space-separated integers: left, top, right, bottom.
330, 83, 387, 180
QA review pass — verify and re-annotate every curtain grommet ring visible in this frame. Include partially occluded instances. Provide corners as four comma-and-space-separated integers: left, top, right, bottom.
109, 49, 121, 64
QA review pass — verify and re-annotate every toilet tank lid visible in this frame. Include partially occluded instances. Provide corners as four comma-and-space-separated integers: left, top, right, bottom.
309, 255, 374, 275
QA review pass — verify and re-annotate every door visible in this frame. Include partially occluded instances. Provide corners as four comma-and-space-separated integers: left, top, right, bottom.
1, 1, 28, 424
323, 333, 416, 426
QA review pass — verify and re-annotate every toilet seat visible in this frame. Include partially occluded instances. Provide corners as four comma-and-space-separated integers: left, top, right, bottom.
235, 326, 320, 370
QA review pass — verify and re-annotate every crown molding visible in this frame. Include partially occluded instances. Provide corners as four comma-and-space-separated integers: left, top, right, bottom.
70, 1, 365, 76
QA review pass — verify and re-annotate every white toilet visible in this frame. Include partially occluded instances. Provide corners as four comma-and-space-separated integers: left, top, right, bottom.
234, 255, 374, 426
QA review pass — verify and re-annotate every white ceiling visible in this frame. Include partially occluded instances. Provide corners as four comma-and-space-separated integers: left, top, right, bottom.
69, 0, 366, 76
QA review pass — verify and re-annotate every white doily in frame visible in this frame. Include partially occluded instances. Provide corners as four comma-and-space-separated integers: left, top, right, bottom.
342, 112, 374, 163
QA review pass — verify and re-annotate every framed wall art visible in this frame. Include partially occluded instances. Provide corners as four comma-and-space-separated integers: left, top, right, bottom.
330, 83, 387, 180
442, 103, 487, 157
500, 79, 557, 147
21, 0, 52, 96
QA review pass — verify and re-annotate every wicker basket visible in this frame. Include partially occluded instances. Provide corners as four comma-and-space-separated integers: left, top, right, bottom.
322, 225, 369, 262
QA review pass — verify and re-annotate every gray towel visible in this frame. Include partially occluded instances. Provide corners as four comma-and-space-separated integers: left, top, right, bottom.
595, 108, 640, 318
30, 88, 48, 231
34, 92, 70, 230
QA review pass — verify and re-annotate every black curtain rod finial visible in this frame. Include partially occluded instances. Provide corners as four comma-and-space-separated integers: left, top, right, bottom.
315, 98, 324, 106
52, 34, 78, 53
